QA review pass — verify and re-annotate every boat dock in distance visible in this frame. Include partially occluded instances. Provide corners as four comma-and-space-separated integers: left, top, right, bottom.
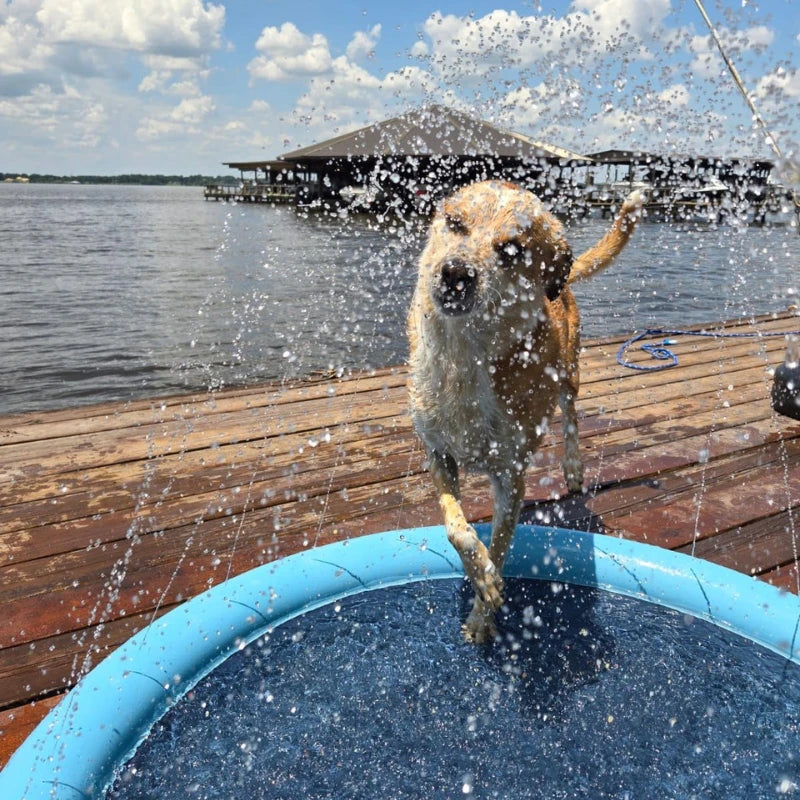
203, 106, 797, 224
204, 181, 296, 204
1, 311, 800, 764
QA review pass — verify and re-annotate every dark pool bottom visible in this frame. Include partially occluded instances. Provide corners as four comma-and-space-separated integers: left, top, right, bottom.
108, 578, 800, 800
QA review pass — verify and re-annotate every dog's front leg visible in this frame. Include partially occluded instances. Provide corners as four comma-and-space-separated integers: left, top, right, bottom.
428, 451, 504, 627
463, 468, 525, 643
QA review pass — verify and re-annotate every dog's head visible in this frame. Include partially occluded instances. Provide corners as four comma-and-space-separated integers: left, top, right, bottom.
418, 181, 573, 320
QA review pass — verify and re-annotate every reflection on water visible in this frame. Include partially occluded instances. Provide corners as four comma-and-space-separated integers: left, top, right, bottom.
0, 183, 798, 414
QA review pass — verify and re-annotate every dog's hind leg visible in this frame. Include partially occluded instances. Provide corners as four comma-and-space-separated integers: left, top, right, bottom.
558, 387, 584, 493
428, 451, 504, 628
463, 468, 525, 643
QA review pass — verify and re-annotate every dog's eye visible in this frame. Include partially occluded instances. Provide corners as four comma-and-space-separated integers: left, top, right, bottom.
497, 239, 524, 262
445, 216, 468, 235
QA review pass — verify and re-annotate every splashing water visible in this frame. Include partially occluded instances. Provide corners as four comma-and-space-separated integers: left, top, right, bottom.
2, 2, 800, 789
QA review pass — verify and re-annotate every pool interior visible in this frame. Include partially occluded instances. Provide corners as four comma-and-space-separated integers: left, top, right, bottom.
108, 578, 800, 799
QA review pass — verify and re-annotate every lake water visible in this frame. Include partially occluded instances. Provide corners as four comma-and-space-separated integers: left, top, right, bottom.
1, 183, 799, 415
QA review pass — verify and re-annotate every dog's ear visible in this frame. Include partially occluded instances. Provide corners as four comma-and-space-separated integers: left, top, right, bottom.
544, 245, 573, 302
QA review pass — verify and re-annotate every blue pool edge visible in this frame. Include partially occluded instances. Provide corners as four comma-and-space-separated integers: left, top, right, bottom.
2, 524, 800, 799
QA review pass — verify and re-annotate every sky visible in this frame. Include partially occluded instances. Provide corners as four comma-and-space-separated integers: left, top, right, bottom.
1, 0, 798, 176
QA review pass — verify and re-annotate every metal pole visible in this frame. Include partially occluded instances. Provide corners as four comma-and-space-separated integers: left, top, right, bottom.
692, 0, 782, 159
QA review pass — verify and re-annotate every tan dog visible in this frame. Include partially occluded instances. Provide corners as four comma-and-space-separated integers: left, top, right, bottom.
408, 180, 642, 642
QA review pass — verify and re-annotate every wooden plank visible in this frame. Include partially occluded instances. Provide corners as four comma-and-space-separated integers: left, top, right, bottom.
0, 388, 410, 483
676, 509, 800, 578
0, 608, 175, 709
0, 366, 775, 561
0, 368, 408, 446
0, 354, 776, 525
0, 328, 780, 530
760, 561, 800, 593
0, 695, 62, 768
1, 312, 793, 445
0, 422, 419, 555
601, 456, 800, 550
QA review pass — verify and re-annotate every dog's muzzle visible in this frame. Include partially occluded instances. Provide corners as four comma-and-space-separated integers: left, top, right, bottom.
434, 258, 477, 316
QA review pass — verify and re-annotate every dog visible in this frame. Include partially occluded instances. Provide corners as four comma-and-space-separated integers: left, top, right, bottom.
408, 180, 642, 642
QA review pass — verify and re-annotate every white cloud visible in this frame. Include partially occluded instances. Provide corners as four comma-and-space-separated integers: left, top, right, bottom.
141, 53, 212, 73
420, 1, 672, 82
0, 82, 110, 149
658, 84, 690, 107
0, 12, 58, 95
254, 20, 311, 57
293, 57, 381, 125
0, 1, 223, 100
166, 78, 204, 97
0, 0, 227, 171
688, 25, 775, 78
0, 1, 794, 173
170, 94, 214, 122
138, 70, 204, 96
247, 20, 415, 148
756, 67, 800, 101
380, 66, 437, 99
422, 10, 524, 76
136, 92, 214, 142
36, 0, 225, 56
136, 116, 184, 141
0, 14, 52, 76
346, 24, 381, 61
248, 22, 332, 81
498, 80, 585, 132
572, 0, 671, 42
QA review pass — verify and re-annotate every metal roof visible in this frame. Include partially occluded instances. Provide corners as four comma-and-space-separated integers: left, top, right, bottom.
586, 149, 774, 168
224, 160, 296, 171
280, 105, 592, 163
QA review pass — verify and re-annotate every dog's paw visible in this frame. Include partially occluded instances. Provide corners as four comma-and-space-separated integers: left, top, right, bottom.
565, 468, 584, 494
462, 603, 498, 645
563, 457, 584, 494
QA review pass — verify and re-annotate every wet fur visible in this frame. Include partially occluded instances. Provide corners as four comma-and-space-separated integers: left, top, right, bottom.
408, 181, 642, 642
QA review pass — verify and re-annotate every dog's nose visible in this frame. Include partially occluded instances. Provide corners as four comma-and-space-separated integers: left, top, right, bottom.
435, 258, 476, 315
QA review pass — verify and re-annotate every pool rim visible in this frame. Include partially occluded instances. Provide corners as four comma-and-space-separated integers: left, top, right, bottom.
2, 524, 799, 799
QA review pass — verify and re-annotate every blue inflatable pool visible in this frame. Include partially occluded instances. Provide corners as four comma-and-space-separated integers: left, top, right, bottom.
2, 525, 799, 798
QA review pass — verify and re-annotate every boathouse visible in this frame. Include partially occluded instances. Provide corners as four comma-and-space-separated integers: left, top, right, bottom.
205, 105, 788, 222
206, 105, 591, 214
585, 149, 784, 222
279, 104, 590, 214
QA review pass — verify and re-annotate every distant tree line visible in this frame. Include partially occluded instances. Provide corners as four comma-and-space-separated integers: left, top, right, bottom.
1, 173, 239, 186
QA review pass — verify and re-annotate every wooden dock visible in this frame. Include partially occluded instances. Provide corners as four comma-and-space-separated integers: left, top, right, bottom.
204, 182, 296, 203
2, 312, 800, 765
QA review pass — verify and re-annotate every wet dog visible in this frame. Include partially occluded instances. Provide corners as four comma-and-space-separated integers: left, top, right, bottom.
408, 181, 642, 642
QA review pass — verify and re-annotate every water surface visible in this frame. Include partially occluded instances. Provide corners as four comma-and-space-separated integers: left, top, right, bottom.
1, 183, 798, 414
108, 578, 800, 800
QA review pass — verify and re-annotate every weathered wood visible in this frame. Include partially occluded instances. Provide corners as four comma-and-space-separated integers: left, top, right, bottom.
1, 312, 800, 767
0, 696, 62, 770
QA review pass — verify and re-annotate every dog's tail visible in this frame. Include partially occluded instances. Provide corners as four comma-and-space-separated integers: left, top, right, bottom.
567, 190, 644, 285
